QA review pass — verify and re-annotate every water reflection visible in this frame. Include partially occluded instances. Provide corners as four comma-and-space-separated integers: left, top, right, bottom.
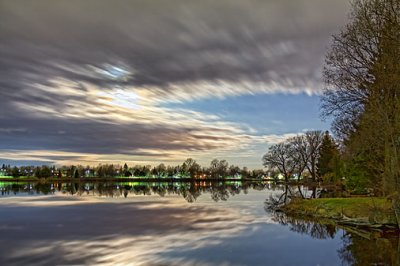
0, 181, 398, 265
271, 210, 400, 265
0, 181, 274, 202
263, 184, 324, 212
0, 197, 250, 265
273, 212, 338, 239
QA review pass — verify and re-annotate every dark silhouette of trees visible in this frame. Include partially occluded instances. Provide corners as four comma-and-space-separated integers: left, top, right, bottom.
271, 213, 338, 240
229, 165, 241, 178
338, 231, 400, 266
181, 158, 201, 178
32, 165, 52, 178
74, 169, 79, 179
0, 159, 267, 180
288, 136, 309, 181
11, 166, 20, 177
262, 142, 297, 182
123, 163, 131, 177
322, 0, 400, 195
262, 131, 324, 182
41, 166, 52, 178
209, 159, 229, 178
317, 131, 341, 183
304, 131, 325, 181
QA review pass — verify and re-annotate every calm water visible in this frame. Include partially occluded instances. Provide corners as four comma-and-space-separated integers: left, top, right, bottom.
0, 181, 398, 266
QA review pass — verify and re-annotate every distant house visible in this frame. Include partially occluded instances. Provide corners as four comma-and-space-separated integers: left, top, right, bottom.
277, 173, 285, 180
0, 168, 7, 177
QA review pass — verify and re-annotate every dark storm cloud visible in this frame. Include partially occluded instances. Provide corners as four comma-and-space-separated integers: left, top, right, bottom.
0, 0, 348, 163
1, 0, 348, 93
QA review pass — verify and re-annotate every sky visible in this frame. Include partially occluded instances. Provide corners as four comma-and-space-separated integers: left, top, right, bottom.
0, 0, 349, 168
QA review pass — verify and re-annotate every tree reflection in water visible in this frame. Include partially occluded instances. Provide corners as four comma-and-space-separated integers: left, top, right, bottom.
1, 181, 399, 265
266, 189, 400, 266
263, 184, 321, 212
338, 230, 399, 266
0, 181, 270, 202
272, 212, 337, 240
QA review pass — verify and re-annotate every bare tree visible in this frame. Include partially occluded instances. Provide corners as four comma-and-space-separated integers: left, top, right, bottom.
262, 143, 297, 182
287, 131, 324, 182
304, 131, 324, 181
322, 0, 399, 138
263, 131, 324, 182
288, 136, 309, 181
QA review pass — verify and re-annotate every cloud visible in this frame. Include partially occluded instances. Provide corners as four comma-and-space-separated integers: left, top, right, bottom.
0, 0, 348, 166
1, 0, 347, 97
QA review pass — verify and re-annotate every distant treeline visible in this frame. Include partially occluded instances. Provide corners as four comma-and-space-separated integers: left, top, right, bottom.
0, 158, 268, 180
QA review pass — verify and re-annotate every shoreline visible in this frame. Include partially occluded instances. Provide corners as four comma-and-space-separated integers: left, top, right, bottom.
279, 197, 399, 230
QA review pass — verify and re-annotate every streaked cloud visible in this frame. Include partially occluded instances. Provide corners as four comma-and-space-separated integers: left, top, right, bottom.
0, 0, 348, 166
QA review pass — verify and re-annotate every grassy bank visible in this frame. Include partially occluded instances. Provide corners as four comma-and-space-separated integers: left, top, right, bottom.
282, 197, 399, 229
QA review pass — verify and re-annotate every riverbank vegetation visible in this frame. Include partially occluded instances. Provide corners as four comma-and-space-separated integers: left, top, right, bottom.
281, 198, 398, 228
263, 0, 400, 228
263, 0, 399, 198
322, 0, 400, 197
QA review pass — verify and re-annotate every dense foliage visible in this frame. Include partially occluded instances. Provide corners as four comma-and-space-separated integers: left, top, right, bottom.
262, 0, 400, 196
322, 0, 400, 196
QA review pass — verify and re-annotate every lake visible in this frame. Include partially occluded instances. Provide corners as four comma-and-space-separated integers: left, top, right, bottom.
0, 181, 398, 265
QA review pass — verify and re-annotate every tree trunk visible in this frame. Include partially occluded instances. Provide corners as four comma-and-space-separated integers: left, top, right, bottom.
393, 198, 400, 228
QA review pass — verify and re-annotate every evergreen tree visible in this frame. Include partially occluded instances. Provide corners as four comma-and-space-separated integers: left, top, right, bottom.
40, 166, 52, 178
34, 167, 41, 178
123, 163, 130, 177
11, 166, 20, 178
74, 169, 79, 179
317, 131, 340, 180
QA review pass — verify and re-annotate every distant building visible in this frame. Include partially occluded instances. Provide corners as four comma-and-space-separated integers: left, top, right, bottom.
0, 168, 7, 177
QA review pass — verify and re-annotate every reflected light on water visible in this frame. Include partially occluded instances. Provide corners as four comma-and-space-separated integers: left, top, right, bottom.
0, 194, 269, 265
0, 183, 398, 266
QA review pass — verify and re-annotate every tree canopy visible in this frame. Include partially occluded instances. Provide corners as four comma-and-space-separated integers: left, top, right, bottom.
322, 0, 400, 195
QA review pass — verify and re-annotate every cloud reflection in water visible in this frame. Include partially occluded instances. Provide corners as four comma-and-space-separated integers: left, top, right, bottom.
0, 195, 268, 265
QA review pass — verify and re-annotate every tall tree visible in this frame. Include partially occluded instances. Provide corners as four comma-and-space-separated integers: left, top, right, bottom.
209, 159, 229, 178
11, 166, 20, 178
302, 131, 324, 181
287, 136, 309, 181
322, 0, 400, 195
182, 158, 201, 178
123, 163, 130, 177
317, 131, 341, 182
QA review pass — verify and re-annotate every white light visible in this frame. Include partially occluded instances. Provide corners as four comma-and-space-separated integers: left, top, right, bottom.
92, 64, 133, 81
98, 89, 140, 110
